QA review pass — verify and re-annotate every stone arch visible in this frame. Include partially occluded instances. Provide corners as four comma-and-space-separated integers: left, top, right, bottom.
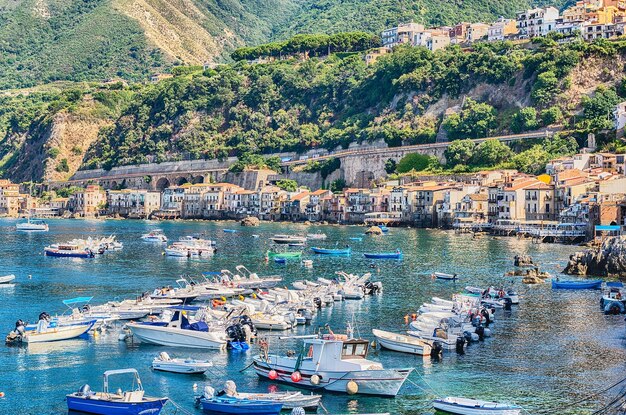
191, 175, 204, 184
176, 176, 189, 186
156, 177, 170, 190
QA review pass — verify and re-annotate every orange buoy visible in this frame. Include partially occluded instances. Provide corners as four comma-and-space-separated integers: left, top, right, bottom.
268, 370, 278, 380
403, 315, 409, 324
291, 371, 302, 382
411, 313, 417, 321
0, 392, 5, 398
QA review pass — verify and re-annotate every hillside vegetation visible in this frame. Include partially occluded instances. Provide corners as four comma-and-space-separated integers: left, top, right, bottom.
83, 37, 626, 174
0, 0, 569, 89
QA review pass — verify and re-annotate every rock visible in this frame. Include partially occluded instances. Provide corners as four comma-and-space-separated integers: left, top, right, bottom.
506, 267, 550, 279
241, 216, 260, 227
564, 236, 626, 277
365, 226, 383, 235
522, 276, 544, 284
514, 255, 534, 267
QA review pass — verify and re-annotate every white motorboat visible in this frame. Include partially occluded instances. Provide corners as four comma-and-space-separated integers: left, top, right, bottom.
253, 332, 412, 396
0, 274, 16, 284
44, 244, 94, 258
249, 313, 294, 330
433, 397, 521, 415
126, 306, 227, 350
152, 352, 213, 374
233, 266, 282, 288
372, 329, 433, 356
16, 218, 49, 231
22, 320, 95, 343
306, 233, 327, 240
141, 230, 168, 243
149, 279, 199, 303
432, 272, 457, 280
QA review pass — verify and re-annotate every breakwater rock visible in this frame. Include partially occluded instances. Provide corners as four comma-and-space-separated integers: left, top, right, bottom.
564, 236, 626, 277
241, 216, 260, 226
514, 255, 534, 267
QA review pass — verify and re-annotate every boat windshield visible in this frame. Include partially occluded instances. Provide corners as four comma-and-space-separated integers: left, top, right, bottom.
341, 340, 369, 358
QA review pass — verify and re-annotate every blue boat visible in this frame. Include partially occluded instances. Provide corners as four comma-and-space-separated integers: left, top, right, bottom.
200, 397, 283, 415
66, 369, 168, 415
349, 237, 363, 241
551, 279, 603, 290
378, 225, 389, 233
363, 250, 402, 259
311, 246, 351, 255
274, 257, 286, 264
223, 229, 237, 233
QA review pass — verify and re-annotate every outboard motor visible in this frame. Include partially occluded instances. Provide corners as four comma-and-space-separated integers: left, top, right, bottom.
455, 336, 466, 354
313, 297, 322, 309
502, 297, 513, 311
430, 341, 443, 357
77, 384, 91, 396
481, 309, 491, 326
475, 326, 485, 341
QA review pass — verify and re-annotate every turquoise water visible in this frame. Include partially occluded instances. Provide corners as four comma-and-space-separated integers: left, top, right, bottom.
0, 218, 624, 415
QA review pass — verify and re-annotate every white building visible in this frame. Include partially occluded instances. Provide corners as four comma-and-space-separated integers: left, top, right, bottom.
516, 7, 560, 37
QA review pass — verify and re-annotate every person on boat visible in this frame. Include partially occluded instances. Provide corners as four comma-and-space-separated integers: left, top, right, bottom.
36, 313, 50, 333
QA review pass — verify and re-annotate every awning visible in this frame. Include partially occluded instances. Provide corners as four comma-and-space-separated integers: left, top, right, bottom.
62, 296, 93, 305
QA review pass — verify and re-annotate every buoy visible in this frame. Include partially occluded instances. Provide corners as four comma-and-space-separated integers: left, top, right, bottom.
403, 315, 409, 324
411, 313, 417, 321
291, 371, 302, 383
28, 275, 32, 279
268, 370, 278, 380
346, 380, 358, 395
310, 374, 320, 385
193, 383, 198, 390
0, 392, 5, 398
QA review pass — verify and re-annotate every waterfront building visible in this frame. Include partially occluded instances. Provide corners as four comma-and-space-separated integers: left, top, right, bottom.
524, 181, 556, 221
108, 189, 161, 218
306, 189, 332, 221
67, 185, 106, 217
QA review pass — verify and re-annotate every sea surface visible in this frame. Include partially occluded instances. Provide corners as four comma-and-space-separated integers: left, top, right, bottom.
0, 218, 624, 415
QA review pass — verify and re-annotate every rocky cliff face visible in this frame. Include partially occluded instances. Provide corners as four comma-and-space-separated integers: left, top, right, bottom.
564, 236, 626, 278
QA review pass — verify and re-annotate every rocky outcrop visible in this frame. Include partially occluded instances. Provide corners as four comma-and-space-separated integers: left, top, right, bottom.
514, 255, 534, 267
241, 216, 260, 226
506, 267, 550, 284
564, 236, 626, 277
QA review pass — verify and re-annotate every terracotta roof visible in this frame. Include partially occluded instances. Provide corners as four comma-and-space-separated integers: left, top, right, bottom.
525, 182, 552, 190
310, 189, 329, 196
557, 169, 586, 181
291, 192, 310, 201
505, 178, 539, 191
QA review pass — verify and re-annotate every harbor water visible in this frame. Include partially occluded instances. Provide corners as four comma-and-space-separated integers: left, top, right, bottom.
0, 218, 624, 415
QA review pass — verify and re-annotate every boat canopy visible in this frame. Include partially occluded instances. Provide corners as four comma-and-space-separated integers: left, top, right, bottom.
62, 297, 93, 305
168, 305, 202, 311
203, 272, 222, 276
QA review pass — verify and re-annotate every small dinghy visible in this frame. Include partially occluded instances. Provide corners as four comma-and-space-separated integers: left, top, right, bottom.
152, 352, 213, 374
311, 246, 351, 255
0, 274, 16, 284
363, 250, 402, 259
274, 258, 286, 264
223, 229, 237, 233
432, 272, 457, 281
266, 250, 302, 259
199, 382, 322, 411
551, 279, 602, 290
349, 237, 363, 241
67, 368, 168, 415
372, 329, 434, 356
200, 396, 283, 415
433, 396, 521, 415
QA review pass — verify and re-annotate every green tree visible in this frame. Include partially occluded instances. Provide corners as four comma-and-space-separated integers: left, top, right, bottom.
579, 86, 621, 131
384, 158, 397, 174
471, 140, 513, 166
330, 178, 346, 193
531, 71, 559, 106
397, 153, 435, 173
540, 106, 563, 125
276, 179, 298, 192
442, 98, 496, 139
444, 139, 476, 167
511, 107, 539, 133
511, 145, 551, 174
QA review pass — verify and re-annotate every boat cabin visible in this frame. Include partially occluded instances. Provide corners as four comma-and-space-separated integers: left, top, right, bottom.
341, 339, 370, 359
295, 337, 382, 371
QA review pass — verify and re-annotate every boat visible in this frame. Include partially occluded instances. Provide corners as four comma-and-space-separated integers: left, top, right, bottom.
311, 246, 351, 255
21, 319, 95, 343
378, 225, 389, 233
432, 272, 458, 281
372, 329, 433, 356
141, 230, 168, 243
253, 331, 412, 396
266, 250, 302, 259
551, 279, 603, 290
432, 397, 521, 415
126, 306, 227, 349
600, 286, 626, 314
66, 368, 168, 415
306, 233, 327, 240
271, 235, 307, 244
152, 351, 213, 374
16, 218, 49, 231
200, 396, 283, 415
349, 237, 363, 241
0, 274, 15, 284
44, 244, 94, 258
363, 250, 402, 259
224, 229, 238, 233
274, 258, 286, 264
199, 382, 321, 411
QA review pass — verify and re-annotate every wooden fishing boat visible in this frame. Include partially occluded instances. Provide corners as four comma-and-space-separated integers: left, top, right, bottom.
372, 329, 432, 356
223, 229, 238, 233
200, 397, 283, 415
551, 279, 602, 290
66, 369, 168, 415
363, 251, 402, 259
266, 250, 302, 259
432, 396, 521, 415
311, 246, 351, 255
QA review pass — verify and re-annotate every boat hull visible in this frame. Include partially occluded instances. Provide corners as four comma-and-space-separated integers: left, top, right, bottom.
152, 360, 212, 374
310, 247, 351, 255
363, 253, 402, 259
67, 395, 168, 415
373, 330, 431, 356
24, 321, 94, 343
127, 323, 226, 350
200, 398, 283, 415
433, 400, 521, 415
551, 280, 602, 290
45, 248, 93, 258
253, 360, 411, 396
